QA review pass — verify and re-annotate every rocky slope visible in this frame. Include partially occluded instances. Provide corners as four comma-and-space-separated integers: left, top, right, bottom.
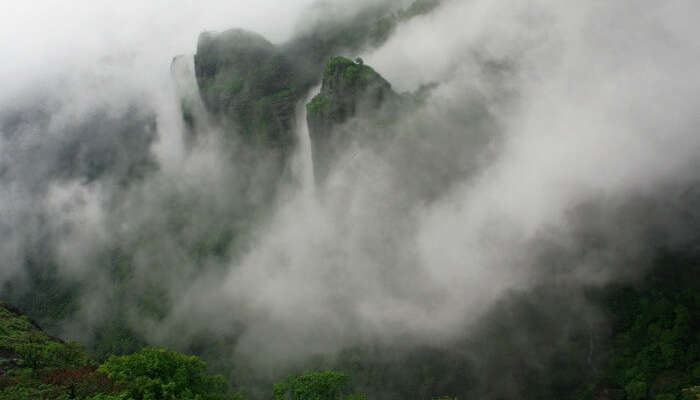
306, 56, 403, 182
195, 29, 300, 149
192, 0, 442, 156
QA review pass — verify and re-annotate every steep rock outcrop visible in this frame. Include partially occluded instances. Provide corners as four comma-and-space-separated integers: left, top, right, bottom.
307, 57, 399, 130
195, 29, 300, 149
192, 1, 445, 153
306, 57, 403, 183
190, 1, 446, 188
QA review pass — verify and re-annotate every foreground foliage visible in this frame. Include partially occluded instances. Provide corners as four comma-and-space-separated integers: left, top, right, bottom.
2, 304, 371, 400
99, 348, 237, 400
273, 370, 365, 400
0, 303, 238, 399
580, 263, 700, 400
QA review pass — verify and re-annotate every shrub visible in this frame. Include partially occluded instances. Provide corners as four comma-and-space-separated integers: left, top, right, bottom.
99, 348, 235, 400
273, 370, 365, 400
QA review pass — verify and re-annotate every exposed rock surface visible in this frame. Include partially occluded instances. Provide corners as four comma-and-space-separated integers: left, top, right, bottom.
195, 29, 300, 149
306, 57, 403, 182
192, 1, 444, 154
171, 54, 211, 145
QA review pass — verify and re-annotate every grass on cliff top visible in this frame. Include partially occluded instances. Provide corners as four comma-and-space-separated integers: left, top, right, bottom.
323, 57, 385, 89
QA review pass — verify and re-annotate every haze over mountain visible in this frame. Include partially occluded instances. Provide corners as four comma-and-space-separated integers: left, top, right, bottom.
0, 1, 698, 399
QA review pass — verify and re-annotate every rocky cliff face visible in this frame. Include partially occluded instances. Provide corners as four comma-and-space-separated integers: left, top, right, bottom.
306, 56, 403, 182
192, 1, 442, 157
195, 29, 300, 150
191, 0, 440, 188
308, 57, 397, 127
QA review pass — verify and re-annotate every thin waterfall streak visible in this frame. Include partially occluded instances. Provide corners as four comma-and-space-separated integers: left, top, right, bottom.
294, 85, 321, 198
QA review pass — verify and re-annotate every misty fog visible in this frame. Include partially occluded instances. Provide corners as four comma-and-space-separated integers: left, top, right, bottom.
1, 0, 699, 398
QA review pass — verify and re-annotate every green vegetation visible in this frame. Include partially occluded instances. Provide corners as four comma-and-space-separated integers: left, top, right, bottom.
273, 88, 296, 100
99, 348, 236, 400
607, 286, 699, 399
192, 0, 444, 152
342, 64, 379, 86
2, 247, 699, 400
579, 264, 700, 400
0, 302, 106, 399
306, 95, 331, 118
195, 28, 298, 149
0, 303, 88, 372
306, 56, 401, 182
1, 304, 373, 400
324, 57, 355, 79
0, 304, 46, 348
0, 303, 239, 400
4, 1, 699, 397
321, 56, 382, 87
200, 76, 246, 97
273, 370, 365, 400
228, 77, 246, 95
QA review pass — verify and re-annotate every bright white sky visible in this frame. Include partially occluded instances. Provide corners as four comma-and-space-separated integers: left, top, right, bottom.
0, 0, 316, 98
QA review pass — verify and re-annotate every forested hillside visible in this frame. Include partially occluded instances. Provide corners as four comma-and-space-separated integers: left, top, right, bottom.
2, 257, 698, 399
1, 0, 699, 399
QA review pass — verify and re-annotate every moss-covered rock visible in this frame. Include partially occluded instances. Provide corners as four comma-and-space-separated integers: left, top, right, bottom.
306, 57, 402, 182
195, 29, 300, 149
308, 56, 398, 127
192, 1, 445, 154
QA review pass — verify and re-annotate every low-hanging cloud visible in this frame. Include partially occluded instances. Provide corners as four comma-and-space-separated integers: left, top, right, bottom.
210, 0, 700, 364
1, 0, 700, 393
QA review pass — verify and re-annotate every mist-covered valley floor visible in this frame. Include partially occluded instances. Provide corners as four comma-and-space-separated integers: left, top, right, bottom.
0, 1, 699, 399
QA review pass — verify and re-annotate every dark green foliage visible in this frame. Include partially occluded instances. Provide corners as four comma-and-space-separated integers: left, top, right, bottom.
1, 258, 81, 334
324, 57, 355, 77
228, 77, 246, 95
333, 344, 475, 400
306, 56, 402, 183
16, 341, 89, 371
311, 55, 397, 127
0, 303, 47, 347
1, 303, 243, 400
580, 262, 700, 400
273, 370, 364, 400
4, 2, 698, 399
0, 384, 67, 400
192, 0, 444, 153
307, 95, 331, 118
0, 303, 88, 371
0, 303, 116, 399
322, 57, 386, 89
195, 29, 298, 149
99, 348, 237, 400
606, 284, 699, 399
